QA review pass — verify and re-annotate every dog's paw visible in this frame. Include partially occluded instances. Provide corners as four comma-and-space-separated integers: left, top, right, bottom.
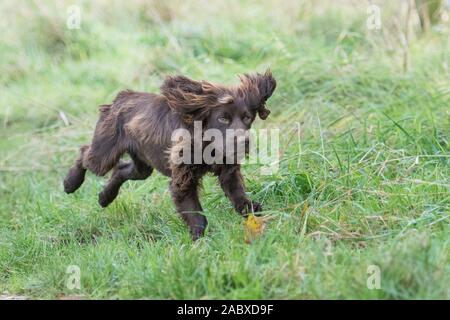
98, 188, 119, 208
251, 201, 263, 213
185, 214, 208, 241
63, 167, 86, 194
237, 199, 262, 217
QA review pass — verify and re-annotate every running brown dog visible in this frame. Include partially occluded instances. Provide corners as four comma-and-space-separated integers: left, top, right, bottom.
63, 70, 276, 239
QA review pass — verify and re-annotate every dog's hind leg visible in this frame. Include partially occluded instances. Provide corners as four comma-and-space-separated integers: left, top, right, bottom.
63, 145, 89, 194
98, 154, 153, 207
64, 137, 125, 194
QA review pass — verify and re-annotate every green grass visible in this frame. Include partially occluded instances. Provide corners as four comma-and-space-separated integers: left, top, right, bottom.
0, 0, 449, 299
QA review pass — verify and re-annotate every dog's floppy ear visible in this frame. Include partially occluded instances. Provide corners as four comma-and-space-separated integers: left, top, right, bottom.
255, 69, 277, 104
239, 69, 276, 120
161, 75, 232, 124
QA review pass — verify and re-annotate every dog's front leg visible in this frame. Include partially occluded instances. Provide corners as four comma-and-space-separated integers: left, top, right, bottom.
169, 169, 207, 240
218, 165, 262, 216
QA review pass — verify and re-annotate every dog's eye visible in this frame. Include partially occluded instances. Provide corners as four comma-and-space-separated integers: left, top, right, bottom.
218, 117, 230, 125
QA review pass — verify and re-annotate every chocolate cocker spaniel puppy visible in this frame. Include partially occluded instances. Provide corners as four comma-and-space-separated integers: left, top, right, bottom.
63, 70, 276, 239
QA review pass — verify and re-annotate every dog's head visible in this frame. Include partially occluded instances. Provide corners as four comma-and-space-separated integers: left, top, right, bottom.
161, 70, 276, 162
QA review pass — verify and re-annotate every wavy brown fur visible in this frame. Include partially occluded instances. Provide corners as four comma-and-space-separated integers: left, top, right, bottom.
63, 70, 276, 240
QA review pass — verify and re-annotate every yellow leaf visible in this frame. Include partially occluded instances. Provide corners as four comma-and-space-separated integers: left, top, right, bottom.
244, 214, 266, 243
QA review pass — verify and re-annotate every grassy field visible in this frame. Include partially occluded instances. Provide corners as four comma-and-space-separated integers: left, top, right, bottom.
0, 0, 449, 299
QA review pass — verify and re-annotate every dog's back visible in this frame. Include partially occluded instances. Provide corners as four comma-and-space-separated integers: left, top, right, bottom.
85, 90, 179, 177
